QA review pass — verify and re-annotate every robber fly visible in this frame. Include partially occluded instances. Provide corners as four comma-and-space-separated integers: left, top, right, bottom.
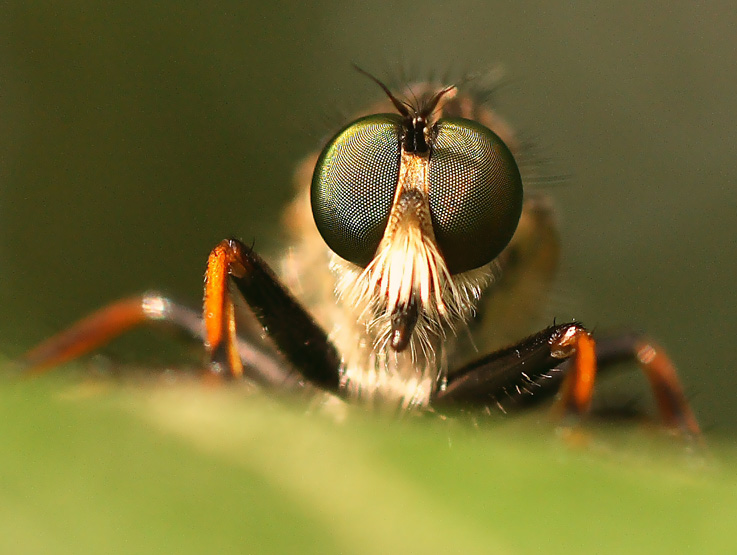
23, 67, 700, 437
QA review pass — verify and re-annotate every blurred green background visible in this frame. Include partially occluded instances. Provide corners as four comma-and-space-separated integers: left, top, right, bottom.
2, 2, 737, 553
3, 1, 735, 429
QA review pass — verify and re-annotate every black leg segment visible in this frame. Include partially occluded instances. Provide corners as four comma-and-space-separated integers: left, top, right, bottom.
220, 239, 342, 392
433, 323, 584, 411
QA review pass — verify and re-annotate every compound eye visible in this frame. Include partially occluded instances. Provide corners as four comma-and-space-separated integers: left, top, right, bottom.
428, 118, 523, 274
311, 114, 403, 267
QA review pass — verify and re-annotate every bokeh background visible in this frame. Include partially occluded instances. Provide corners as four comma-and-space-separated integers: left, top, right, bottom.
2, 3, 735, 430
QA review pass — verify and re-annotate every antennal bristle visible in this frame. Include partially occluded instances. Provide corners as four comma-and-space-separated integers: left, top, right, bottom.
422, 85, 457, 118
352, 64, 410, 117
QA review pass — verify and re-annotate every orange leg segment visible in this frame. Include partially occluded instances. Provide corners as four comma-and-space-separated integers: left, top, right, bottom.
202, 238, 341, 390
23, 296, 166, 374
554, 328, 701, 438
553, 326, 598, 416
20, 291, 291, 385
634, 339, 701, 437
204, 241, 245, 378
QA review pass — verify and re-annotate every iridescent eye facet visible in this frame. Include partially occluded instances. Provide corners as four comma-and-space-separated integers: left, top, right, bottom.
311, 114, 403, 267
428, 118, 523, 274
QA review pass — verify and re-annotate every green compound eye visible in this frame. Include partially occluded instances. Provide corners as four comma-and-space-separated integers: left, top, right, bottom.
311, 114, 403, 267
311, 113, 523, 275
428, 118, 523, 274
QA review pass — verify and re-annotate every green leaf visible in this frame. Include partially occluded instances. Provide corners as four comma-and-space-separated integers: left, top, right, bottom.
1, 363, 735, 554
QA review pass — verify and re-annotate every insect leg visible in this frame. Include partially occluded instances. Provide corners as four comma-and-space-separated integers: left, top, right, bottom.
21, 293, 291, 386
434, 323, 700, 437
433, 323, 589, 410
586, 331, 701, 437
204, 238, 342, 393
